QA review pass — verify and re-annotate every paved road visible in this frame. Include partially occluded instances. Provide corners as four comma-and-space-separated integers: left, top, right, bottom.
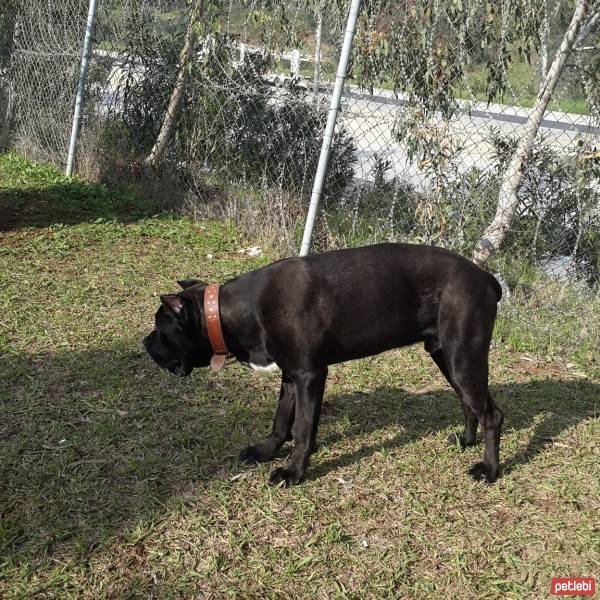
330, 84, 600, 135
312, 83, 600, 189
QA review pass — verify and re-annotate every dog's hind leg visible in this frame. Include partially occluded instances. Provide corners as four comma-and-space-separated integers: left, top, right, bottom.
240, 372, 296, 464
434, 284, 503, 482
466, 390, 503, 484
427, 346, 478, 449
444, 345, 503, 483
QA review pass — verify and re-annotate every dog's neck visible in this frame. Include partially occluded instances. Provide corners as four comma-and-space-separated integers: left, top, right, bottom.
210, 281, 276, 370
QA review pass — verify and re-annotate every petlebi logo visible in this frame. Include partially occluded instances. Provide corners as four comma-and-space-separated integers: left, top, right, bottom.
551, 577, 596, 596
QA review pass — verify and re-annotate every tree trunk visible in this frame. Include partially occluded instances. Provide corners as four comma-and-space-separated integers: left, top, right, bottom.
539, 0, 549, 77
473, 0, 593, 265
144, 0, 203, 168
0, 2, 19, 151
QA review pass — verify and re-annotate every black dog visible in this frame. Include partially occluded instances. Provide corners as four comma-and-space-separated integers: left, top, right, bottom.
143, 243, 503, 486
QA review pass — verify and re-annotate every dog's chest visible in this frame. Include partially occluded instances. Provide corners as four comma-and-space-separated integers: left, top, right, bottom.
239, 349, 280, 373
239, 360, 279, 373
248, 361, 279, 372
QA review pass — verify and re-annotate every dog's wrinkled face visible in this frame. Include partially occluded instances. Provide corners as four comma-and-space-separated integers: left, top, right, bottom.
143, 280, 213, 377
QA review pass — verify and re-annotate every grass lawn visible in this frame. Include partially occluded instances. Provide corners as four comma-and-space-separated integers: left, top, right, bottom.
1, 153, 598, 598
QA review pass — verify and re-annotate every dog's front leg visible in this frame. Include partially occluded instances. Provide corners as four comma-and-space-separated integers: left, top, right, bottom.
240, 372, 296, 464
269, 367, 328, 486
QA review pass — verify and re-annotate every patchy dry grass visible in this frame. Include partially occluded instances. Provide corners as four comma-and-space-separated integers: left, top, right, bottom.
1, 154, 599, 599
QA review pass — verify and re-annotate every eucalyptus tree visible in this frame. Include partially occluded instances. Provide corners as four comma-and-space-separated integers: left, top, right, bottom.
349, 0, 599, 263
474, 0, 599, 264
144, 0, 205, 168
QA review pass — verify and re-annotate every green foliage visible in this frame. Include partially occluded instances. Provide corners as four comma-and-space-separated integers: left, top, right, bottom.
489, 130, 600, 283
106, 30, 356, 199
321, 155, 417, 247
583, 34, 600, 112
354, 0, 462, 117
351, 0, 598, 182
352, 0, 545, 115
99, 8, 183, 158
322, 128, 599, 287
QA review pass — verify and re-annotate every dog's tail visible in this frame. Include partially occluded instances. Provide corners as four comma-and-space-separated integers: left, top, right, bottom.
487, 272, 503, 302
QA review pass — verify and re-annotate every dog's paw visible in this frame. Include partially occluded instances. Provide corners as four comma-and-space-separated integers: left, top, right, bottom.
447, 432, 477, 450
269, 466, 303, 487
447, 432, 463, 449
239, 444, 273, 464
469, 462, 498, 484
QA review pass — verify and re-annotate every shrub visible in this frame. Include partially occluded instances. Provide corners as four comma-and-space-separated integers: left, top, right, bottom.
100, 32, 356, 200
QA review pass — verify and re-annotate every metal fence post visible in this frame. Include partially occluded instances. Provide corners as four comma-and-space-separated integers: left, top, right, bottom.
65, 0, 98, 176
299, 0, 362, 256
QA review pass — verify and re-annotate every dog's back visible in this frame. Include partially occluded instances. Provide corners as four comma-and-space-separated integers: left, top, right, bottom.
228, 243, 501, 364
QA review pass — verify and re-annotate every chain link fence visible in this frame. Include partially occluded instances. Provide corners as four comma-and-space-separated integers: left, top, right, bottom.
1, 1, 599, 358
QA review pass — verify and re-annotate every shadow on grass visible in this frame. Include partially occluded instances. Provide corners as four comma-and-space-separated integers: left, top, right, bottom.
0, 180, 161, 232
310, 379, 598, 481
1, 342, 598, 564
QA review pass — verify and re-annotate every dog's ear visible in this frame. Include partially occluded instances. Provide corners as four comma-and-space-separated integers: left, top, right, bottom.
177, 279, 206, 290
160, 294, 185, 317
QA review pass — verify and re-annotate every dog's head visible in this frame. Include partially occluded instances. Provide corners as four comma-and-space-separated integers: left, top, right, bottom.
143, 279, 214, 377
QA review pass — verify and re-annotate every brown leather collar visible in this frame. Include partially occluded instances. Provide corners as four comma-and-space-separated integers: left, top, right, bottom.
203, 283, 230, 373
